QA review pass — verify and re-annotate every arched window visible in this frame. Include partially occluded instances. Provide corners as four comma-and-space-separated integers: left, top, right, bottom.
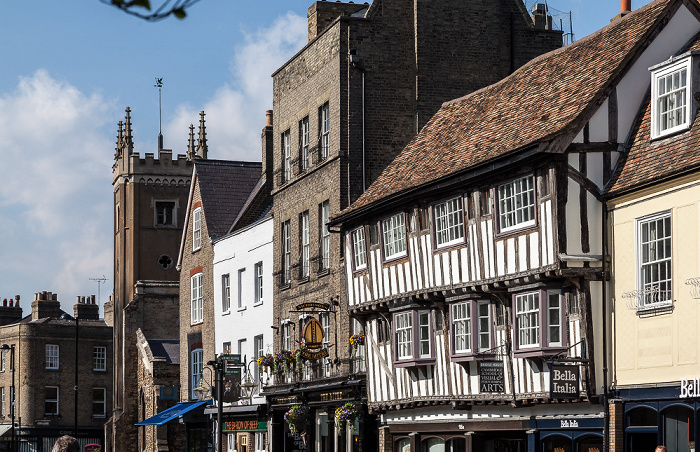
542, 434, 571, 452
395, 437, 410, 452
576, 435, 603, 452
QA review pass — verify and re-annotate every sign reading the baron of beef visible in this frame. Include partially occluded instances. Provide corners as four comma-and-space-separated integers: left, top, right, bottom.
479, 361, 505, 393
550, 364, 580, 399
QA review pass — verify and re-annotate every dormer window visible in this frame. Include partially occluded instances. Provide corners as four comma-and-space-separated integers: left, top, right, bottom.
651, 56, 692, 139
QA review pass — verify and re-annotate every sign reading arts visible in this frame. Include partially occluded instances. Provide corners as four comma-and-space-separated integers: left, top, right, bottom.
550, 364, 579, 399
479, 361, 505, 393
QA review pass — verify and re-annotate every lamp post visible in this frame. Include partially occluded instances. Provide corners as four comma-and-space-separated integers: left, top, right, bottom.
60, 314, 78, 437
1, 344, 16, 452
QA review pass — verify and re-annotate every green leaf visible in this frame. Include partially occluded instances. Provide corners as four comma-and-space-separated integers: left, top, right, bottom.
173, 7, 187, 19
129, 0, 151, 10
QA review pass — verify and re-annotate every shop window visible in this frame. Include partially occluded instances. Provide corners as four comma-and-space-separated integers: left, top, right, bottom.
577, 435, 604, 452
663, 406, 694, 452
542, 435, 572, 452
627, 407, 658, 426
396, 438, 410, 452
421, 437, 466, 452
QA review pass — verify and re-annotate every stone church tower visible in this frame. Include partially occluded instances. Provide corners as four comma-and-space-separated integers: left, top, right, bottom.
105, 108, 208, 451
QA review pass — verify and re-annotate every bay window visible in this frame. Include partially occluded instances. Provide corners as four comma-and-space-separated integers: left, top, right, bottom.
393, 309, 434, 366
450, 300, 493, 360
513, 289, 566, 356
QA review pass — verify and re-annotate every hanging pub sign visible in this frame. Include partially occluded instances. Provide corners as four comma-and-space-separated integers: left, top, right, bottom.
479, 361, 505, 393
550, 364, 580, 399
300, 317, 330, 360
221, 368, 241, 403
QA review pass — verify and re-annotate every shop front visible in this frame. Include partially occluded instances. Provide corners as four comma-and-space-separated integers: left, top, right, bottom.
617, 386, 698, 452
381, 406, 604, 452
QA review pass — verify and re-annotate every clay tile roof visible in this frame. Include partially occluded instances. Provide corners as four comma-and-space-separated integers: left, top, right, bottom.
333, 0, 676, 222
606, 36, 700, 195
195, 159, 262, 238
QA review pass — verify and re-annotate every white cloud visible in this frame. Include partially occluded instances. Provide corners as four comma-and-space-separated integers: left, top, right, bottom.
0, 69, 115, 310
164, 12, 308, 162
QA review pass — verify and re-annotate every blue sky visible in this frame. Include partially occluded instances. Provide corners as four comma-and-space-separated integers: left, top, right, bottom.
0, 0, 653, 315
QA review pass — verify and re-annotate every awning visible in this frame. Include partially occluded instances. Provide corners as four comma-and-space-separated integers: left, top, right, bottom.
0, 424, 12, 437
135, 401, 209, 426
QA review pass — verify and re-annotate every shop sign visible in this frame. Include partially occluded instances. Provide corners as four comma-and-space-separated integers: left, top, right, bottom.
550, 364, 579, 399
320, 391, 345, 401
285, 432, 307, 452
560, 420, 579, 428
296, 302, 331, 311
479, 361, 505, 393
273, 396, 299, 405
299, 316, 332, 360
680, 377, 700, 398
223, 419, 267, 432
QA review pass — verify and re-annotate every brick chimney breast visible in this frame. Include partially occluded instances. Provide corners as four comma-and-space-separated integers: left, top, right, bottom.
74, 295, 100, 320
32, 291, 62, 320
307, 1, 366, 42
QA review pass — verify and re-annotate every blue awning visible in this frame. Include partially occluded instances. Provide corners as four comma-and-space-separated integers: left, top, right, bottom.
136, 401, 209, 426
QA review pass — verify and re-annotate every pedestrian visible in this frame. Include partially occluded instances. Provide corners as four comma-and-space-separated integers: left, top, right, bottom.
52, 435, 80, 452
655, 446, 667, 452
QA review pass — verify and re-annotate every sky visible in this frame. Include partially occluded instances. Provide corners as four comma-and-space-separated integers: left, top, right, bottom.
0, 0, 654, 315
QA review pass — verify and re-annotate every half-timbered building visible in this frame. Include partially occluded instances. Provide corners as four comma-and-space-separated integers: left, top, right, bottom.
330, 1, 700, 451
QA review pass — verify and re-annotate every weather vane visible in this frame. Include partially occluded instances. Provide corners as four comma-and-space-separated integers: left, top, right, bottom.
154, 77, 163, 135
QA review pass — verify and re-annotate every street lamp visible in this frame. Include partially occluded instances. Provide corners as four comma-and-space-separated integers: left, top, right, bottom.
1, 344, 15, 452
239, 360, 258, 404
59, 313, 78, 437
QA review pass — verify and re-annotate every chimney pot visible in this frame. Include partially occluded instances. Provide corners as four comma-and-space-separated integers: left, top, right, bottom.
621, 0, 631, 12
266, 110, 273, 127
2, 300, 6, 307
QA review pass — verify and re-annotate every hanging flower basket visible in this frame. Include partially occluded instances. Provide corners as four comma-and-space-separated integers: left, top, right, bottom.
335, 402, 360, 435
350, 333, 365, 357
294, 346, 308, 370
285, 404, 310, 435
257, 354, 274, 373
276, 349, 295, 374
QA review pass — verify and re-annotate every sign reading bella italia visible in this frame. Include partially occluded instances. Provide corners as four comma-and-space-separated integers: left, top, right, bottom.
680, 378, 700, 398
550, 364, 580, 399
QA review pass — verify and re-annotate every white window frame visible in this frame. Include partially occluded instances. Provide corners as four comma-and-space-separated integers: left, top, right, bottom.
1, 350, 5, 372
497, 175, 536, 233
93, 388, 106, 418
0, 388, 4, 416
651, 57, 691, 139
282, 322, 292, 351
222, 273, 231, 314
254, 262, 263, 304
418, 310, 432, 358
193, 207, 202, 251
636, 211, 673, 309
381, 213, 407, 260
300, 117, 309, 171
45, 344, 59, 370
320, 201, 330, 271
282, 221, 291, 284
451, 302, 471, 354
320, 103, 330, 159
190, 348, 203, 400
351, 227, 367, 271
191, 272, 204, 324
254, 335, 264, 384
515, 292, 540, 349
395, 312, 413, 360
93, 346, 107, 371
320, 312, 331, 376
283, 129, 291, 181
237, 268, 246, 310
433, 197, 465, 248
301, 211, 310, 278
45, 386, 59, 416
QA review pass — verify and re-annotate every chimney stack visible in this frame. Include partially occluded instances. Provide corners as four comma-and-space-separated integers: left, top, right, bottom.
262, 110, 274, 183
621, 0, 631, 13
0, 295, 22, 326
31, 291, 62, 320
74, 295, 100, 321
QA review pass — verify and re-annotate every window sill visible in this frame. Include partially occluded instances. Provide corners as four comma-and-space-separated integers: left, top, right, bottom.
317, 269, 330, 277
451, 353, 496, 363
651, 124, 691, 142
190, 321, 204, 327
434, 241, 466, 253
495, 223, 538, 238
279, 283, 291, 291
93, 415, 106, 419
222, 310, 231, 316
352, 266, 367, 275
192, 247, 201, 253
393, 357, 436, 368
237, 307, 247, 312
513, 347, 566, 359
93, 369, 107, 372
45, 368, 60, 372
297, 276, 310, 285
254, 300, 264, 307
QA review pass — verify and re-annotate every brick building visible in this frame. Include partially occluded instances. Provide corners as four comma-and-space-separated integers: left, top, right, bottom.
106, 108, 198, 451
0, 292, 111, 451
176, 155, 261, 450
268, 0, 562, 451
